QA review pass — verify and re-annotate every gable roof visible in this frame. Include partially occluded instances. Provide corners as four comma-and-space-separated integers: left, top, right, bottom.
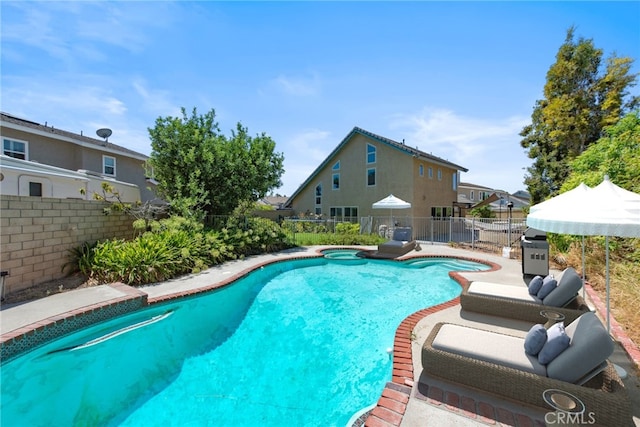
0, 112, 148, 161
286, 126, 468, 203
459, 181, 495, 191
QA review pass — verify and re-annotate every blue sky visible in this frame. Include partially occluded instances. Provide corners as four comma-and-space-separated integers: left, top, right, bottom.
2, 1, 638, 197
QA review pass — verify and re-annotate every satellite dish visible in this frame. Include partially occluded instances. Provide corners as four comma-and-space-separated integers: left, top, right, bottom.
96, 128, 112, 141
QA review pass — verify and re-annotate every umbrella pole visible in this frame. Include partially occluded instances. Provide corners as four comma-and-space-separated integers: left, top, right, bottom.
606, 236, 610, 333
582, 236, 586, 299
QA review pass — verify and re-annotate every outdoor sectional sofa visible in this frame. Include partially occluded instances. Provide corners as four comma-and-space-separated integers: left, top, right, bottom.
421, 312, 631, 426
460, 267, 590, 324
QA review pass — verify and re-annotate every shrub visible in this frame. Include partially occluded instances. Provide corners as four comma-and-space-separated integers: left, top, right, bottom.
85, 215, 292, 286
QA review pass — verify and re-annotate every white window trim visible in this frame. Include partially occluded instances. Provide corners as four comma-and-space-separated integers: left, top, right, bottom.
428, 167, 433, 179
332, 173, 340, 190
103, 155, 116, 176
366, 143, 376, 164
2, 136, 29, 160
419, 164, 424, 177
437, 169, 442, 181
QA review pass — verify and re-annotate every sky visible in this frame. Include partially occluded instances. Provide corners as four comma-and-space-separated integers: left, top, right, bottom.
1, 1, 639, 197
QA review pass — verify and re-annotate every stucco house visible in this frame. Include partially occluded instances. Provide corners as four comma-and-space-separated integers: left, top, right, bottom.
285, 127, 468, 221
458, 182, 530, 219
0, 112, 155, 202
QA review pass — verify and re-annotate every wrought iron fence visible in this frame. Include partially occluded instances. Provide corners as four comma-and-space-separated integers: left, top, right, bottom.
205, 214, 528, 252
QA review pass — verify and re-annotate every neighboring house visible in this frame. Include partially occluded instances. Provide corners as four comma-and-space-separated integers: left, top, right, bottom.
0, 112, 155, 202
0, 155, 141, 203
285, 127, 468, 220
458, 182, 531, 218
512, 190, 531, 203
457, 182, 495, 215
257, 196, 289, 210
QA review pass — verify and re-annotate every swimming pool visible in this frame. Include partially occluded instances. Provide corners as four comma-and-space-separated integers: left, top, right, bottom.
0, 256, 488, 426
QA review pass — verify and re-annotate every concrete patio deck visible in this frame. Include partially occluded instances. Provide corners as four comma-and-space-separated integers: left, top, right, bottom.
1, 243, 638, 426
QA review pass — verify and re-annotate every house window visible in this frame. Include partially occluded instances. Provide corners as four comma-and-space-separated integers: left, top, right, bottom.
29, 182, 42, 197
330, 206, 358, 221
315, 183, 322, 215
367, 168, 376, 186
332, 173, 340, 190
344, 207, 358, 219
452, 172, 458, 191
428, 167, 433, 179
332, 161, 340, 170
437, 169, 442, 181
103, 156, 116, 176
367, 144, 376, 164
419, 164, 424, 177
431, 206, 452, 218
470, 190, 475, 201
3, 137, 28, 160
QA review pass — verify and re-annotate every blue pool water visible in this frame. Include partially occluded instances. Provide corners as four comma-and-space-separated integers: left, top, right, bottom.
1, 256, 488, 427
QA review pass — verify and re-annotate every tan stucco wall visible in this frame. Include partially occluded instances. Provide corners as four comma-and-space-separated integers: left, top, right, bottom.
411, 158, 459, 217
0, 195, 134, 295
289, 133, 462, 219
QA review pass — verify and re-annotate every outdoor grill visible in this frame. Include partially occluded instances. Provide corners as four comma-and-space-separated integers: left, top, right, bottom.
521, 228, 549, 277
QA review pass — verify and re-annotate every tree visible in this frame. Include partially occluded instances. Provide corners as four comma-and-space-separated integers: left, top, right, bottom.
148, 108, 285, 217
520, 27, 639, 204
562, 111, 640, 193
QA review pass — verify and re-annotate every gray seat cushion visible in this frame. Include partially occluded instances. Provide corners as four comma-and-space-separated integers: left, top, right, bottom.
543, 267, 583, 307
431, 324, 547, 376
546, 312, 613, 383
392, 227, 412, 241
468, 282, 542, 304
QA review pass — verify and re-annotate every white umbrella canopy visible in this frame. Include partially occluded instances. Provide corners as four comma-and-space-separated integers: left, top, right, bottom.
528, 183, 591, 214
372, 194, 411, 231
526, 176, 640, 331
372, 194, 412, 209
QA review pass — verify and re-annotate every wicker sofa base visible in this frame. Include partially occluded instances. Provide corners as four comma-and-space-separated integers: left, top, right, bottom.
422, 323, 632, 427
460, 285, 591, 324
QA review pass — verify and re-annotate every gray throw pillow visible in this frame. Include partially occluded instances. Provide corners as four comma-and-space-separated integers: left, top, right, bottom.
538, 322, 570, 364
524, 324, 547, 356
528, 276, 544, 295
537, 276, 557, 299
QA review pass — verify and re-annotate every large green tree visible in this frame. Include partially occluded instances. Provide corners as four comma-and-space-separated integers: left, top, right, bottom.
562, 111, 640, 194
520, 27, 638, 204
148, 108, 285, 217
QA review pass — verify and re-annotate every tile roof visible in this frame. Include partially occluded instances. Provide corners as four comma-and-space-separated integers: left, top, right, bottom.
286, 126, 468, 204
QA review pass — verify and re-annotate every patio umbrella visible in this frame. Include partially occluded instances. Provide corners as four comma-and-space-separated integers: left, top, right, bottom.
528, 183, 592, 288
372, 194, 411, 230
527, 176, 640, 331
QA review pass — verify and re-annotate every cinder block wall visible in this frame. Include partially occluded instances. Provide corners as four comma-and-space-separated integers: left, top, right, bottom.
0, 195, 135, 295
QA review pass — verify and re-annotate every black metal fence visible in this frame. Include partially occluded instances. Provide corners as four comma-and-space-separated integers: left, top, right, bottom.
205, 214, 528, 253
362, 216, 527, 252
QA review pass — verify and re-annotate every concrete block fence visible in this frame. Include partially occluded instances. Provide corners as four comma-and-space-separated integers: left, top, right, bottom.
0, 195, 134, 295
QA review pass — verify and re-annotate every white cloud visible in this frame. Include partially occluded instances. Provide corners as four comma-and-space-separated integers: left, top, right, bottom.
390, 108, 527, 161
271, 72, 321, 97
131, 78, 180, 117
388, 107, 531, 192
